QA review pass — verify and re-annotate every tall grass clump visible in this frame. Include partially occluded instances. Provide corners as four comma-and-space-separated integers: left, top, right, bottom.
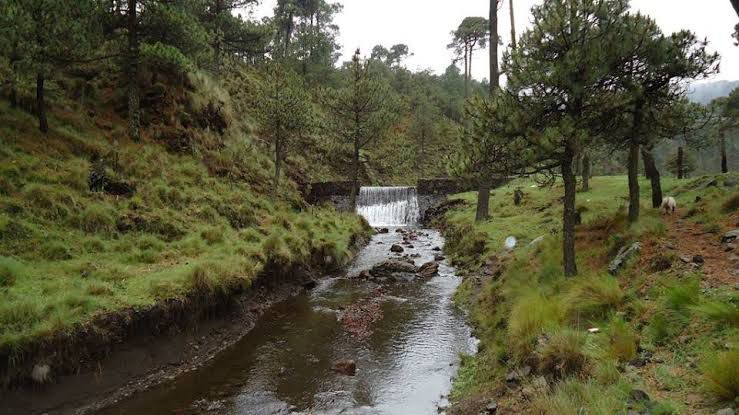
604, 315, 638, 363
532, 379, 627, 415
694, 299, 739, 328
508, 293, 565, 363
538, 329, 588, 378
700, 349, 739, 402
566, 275, 624, 322
78, 204, 116, 234
0, 256, 22, 287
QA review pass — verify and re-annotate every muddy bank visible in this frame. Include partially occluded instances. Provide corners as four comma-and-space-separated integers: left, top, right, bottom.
1, 236, 369, 415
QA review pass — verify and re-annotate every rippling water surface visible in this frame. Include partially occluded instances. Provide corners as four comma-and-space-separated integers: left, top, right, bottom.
100, 229, 474, 415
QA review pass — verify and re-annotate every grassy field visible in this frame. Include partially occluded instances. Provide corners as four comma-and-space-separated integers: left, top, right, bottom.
0, 100, 370, 358
441, 175, 739, 414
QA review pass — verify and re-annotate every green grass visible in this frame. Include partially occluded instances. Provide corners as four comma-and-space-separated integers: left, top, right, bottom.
443, 173, 739, 413
0, 101, 371, 355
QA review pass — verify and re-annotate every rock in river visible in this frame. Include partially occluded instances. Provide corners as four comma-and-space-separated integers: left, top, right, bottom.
390, 244, 404, 253
418, 261, 439, 278
369, 258, 418, 281
331, 359, 357, 376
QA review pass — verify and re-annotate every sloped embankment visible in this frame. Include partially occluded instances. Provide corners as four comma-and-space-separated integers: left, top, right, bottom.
0, 82, 371, 411
435, 175, 738, 414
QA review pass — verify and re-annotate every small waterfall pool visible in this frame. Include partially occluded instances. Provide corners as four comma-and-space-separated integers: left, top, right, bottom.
356, 187, 420, 227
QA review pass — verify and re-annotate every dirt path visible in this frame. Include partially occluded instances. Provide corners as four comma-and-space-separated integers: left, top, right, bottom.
663, 210, 737, 288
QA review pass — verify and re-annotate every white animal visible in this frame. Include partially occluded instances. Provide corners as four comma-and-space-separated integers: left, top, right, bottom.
661, 197, 677, 215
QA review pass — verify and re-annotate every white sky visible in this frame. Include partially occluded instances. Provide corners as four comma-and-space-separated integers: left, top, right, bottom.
248, 0, 738, 82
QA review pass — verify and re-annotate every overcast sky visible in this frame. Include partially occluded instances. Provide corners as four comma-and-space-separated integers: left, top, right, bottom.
249, 0, 738, 83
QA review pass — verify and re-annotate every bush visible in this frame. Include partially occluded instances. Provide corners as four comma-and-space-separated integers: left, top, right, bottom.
605, 316, 638, 363
0, 256, 22, 287
79, 204, 116, 234
538, 329, 588, 378
700, 349, 739, 402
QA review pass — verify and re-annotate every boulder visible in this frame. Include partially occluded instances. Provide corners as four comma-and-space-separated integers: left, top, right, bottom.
376, 228, 390, 234
716, 408, 736, 415
528, 236, 546, 247
722, 230, 739, 244
434, 254, 446, 261
369, 259, 418, 280
331, 359, 357, 376
418, 261, 440, 278
390, 244, 404, 253
608, 243, 641, 275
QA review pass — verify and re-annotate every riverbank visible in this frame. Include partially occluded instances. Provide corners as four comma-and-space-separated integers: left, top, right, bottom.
434, 175, 738, 414
0, 101, 372, 413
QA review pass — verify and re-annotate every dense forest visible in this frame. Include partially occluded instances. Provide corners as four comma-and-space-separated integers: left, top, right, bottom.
0, 0, 738, 414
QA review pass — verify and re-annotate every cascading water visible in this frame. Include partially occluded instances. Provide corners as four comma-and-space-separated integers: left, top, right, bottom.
356, 186, 420, 227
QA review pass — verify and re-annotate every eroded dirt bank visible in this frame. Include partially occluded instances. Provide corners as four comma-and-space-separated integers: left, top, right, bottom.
1, 237, 369, 415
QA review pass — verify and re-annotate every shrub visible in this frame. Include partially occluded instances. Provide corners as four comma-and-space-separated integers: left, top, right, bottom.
538, 329, 588, 378
700, 349, 739, 402
40, 241, 73, 261
79, 204, 116, 234
0, 256, 22, 287
566, 275, 624, 322
604, 316, 638, 363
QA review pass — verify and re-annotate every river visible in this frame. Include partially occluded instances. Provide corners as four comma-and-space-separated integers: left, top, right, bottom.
99, 187, 474, 415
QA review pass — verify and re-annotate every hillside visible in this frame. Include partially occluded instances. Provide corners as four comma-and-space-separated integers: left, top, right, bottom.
437, 175, 739, 414
0, 75, 370, 385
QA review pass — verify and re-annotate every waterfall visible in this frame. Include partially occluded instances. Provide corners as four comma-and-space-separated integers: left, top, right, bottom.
356, 187, 420, 227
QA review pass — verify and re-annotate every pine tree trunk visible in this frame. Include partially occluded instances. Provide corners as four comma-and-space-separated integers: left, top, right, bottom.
274, 135, 282, 193
350, 140, 360, 211
127, 0, 140, 142
475, 183, 490, 222
9, 85, 17, 109
642, 148, 662, 208
627, 140, 640, 223
677, 146, 684, 179
36, 73, 48, 134
582, 152, 590, 192
720, 129, 728, 173
562, 146, 577, 277
509, 0, 516, 49
489, 0, 499, 91
463, 47, 469, 100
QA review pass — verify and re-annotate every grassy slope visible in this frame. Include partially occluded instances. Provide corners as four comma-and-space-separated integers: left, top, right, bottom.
441, 175, 738, 414
0, 98, 370, 356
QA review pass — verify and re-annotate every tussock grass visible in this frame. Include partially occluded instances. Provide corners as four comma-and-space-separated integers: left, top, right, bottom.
565, 275, 624, 322
0, 256, 22, 288
508, 293, 565, 364
603, 315, 638, 363
532, 379, 628, 415
0, 100, 370, 356
700, 349, 739, 402
539, 329, 588, 378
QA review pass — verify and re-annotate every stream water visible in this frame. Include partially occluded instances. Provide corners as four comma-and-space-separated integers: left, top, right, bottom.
99, 188, 474, 415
